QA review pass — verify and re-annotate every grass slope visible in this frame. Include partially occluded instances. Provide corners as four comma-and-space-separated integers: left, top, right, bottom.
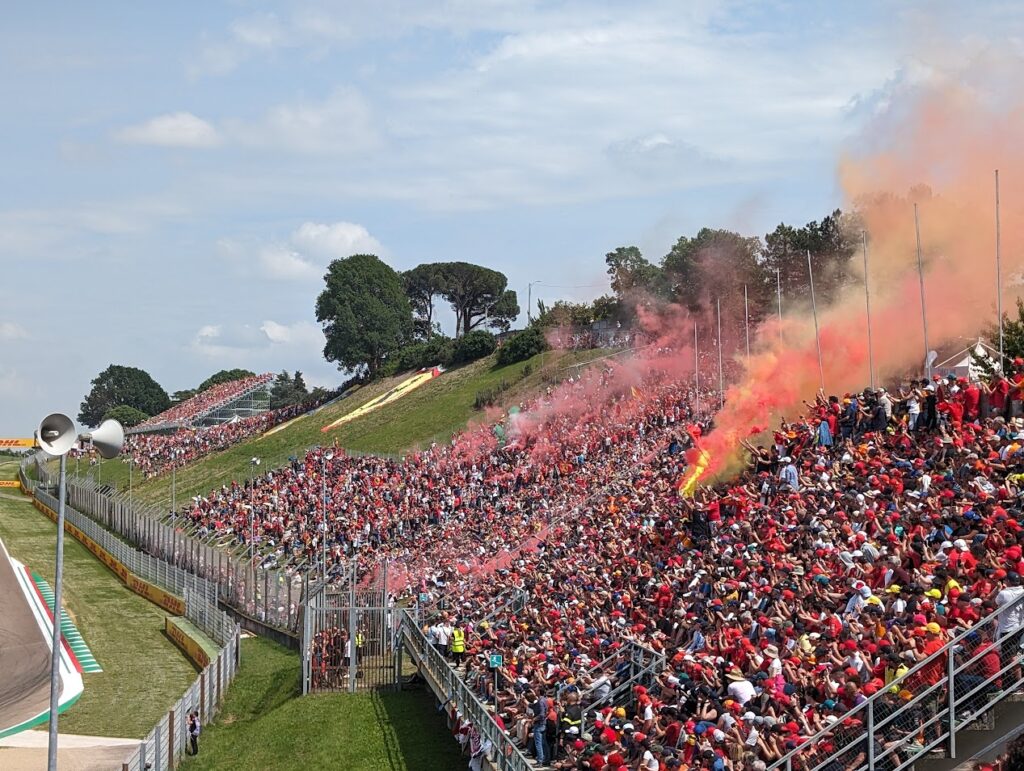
85, 348, 611, 509
0, 461, 197, 737
180, 638, 464, 771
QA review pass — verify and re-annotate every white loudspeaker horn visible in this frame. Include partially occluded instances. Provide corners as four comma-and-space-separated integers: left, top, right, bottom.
36, 413, 77, 456
81, 419, 125, 460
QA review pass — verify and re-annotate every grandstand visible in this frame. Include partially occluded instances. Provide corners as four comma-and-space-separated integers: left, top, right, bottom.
130, 373, 273, 434
36, 346, 1024, 771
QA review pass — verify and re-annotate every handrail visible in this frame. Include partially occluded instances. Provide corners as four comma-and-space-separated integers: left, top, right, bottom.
399, 608, 533, 771
769, 588, 1024, 771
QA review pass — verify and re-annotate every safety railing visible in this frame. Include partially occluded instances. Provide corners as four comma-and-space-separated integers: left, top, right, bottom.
121, 633, 239, 771
579, 641, 666, 736
769, 589, 1024, 771
398, 609, 534, 771
22, 461, 242, 771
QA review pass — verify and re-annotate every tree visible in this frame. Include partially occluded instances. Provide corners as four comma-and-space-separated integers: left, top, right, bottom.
197, 369, 256, 393
270, 370, 309, 408
760, 209, 860, 306
171, 389, 198, 405
316, 254, 414, 376
534, 300, 595, 328
661, 228, 769, 330
78, 365, 170, 427
403, 264, 448, 340
433, 262, 520, 336
605, 246, 668, 301
102, 405, 149, 427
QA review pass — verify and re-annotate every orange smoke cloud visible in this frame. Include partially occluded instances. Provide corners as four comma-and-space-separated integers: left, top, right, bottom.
702, 79, 1023, 478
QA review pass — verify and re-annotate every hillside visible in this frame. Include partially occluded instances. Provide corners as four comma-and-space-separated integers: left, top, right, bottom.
73, 348, 615, 509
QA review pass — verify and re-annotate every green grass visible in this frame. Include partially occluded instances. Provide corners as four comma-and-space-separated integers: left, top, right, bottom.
0, 460, 197, 738
180, 638, 464, 771
81, 348, 613, 509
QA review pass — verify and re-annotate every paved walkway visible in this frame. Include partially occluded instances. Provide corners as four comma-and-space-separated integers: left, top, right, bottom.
0, 730, 137, 771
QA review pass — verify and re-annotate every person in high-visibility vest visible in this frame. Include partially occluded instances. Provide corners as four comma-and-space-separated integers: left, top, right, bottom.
450, 622, 466, 666
355, 630, 365, 667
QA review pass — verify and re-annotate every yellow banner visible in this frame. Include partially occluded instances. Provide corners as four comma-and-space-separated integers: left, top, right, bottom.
165, 618, 211, 668
0, 438, 35, 448
0, 480, 21, 489
33, 499, 186, 615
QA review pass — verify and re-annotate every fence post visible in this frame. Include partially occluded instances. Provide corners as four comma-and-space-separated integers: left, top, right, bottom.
200, 669, 207, 723
217, 656, 223, 706
948, 648, 957, 758
168, 710, 175, 770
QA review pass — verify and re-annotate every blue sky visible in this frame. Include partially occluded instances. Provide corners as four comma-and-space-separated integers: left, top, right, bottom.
0, 1, 1017, 434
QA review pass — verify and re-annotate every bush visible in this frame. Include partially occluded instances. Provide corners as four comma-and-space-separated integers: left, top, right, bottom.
453, 330, 496, 364
379, 336, 455, 377
473, 379, 511, 410
496, 327, 548, 367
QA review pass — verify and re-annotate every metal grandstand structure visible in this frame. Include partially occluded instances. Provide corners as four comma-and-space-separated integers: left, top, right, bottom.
127, 375, 273, 435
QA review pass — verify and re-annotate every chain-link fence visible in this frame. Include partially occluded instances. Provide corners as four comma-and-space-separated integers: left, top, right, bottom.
20, 456, 242, 771
61, 474, 305, 634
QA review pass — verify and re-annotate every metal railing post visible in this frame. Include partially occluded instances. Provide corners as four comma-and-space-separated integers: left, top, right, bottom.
948, 648, 957, 758
866, 698, 875, 769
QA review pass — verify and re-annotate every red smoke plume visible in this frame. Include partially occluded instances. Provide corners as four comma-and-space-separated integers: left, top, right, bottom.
702, 78, 1024, 477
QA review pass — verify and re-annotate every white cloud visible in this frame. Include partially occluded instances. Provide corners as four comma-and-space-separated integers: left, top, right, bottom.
226, 220, 385, 282
258, 245, 319, 281
290, 222, 382, 261
261, 320, 324, 349
0, 322, 29, 341
114, 112, 221, 148
230, 88, 379, 155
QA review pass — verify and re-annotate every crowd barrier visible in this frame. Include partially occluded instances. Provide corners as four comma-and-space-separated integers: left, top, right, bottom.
20, 455, 241, 771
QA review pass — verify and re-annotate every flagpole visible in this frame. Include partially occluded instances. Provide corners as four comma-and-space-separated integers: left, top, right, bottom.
914, 203, 932, 378
744, 284, 750, 357
694, 321, 700, 418
996, 169, 1004, 369
806, 250, 825, 393
717, 298, 725, 409
862, 231, 875, 390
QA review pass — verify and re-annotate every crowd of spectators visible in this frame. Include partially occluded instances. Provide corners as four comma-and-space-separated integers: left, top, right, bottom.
124, 389, 343, 478
179, 351, 1024, 769
134, 373, 274, 431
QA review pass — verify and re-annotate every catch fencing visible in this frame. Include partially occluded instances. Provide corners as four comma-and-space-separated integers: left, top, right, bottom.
20, 456, 242, 771
60, 471, 306, 635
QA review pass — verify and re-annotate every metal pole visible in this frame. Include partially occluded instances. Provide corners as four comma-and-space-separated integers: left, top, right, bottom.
171, 456, 176, 515
321, 459, 327, 584
716, 299, 724, 409
527, 282, 533, 324
914, 203, 932, 378
128, 459, 133, 510
349, 561, 357, 693
806, 250, 825, 393
743, 284, 750, 358
47, 454, 68, 771
776, 267, 783, 345
862, 231, 875, 390
996, 169, 1004, 369
693, 322, 700, 417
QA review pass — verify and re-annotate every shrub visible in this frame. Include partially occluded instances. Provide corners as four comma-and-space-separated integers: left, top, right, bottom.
453, 330, 497, 364
496, 327, 548, 367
